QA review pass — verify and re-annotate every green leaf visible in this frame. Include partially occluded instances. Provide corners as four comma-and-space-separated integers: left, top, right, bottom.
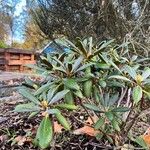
96, 63, 110, 69
111, 107, 129, 112
108, 75, 132, 82
56, 104, 78, 110
131, 55, 138, 62
99, 80, 107, 88
64, 90, 74, 104
124, 65, 137, 80
24, 77, 38, 89
35, 116, 53, 149
105, 112, 114, 121
28, 112, 39, 119
135, 136, 148, 149
71, 56, 83, 72
142, 68, 150, 80
132, 86, 142, 104
55, 113, 70, 130
94, 118, 105, 130
108, 93, 119, 106
63, 79, 80, 90
34, 82, 52, 96
109, 60, 122, 73
104, 93, 110, 107
88, 37, 93, 54
76, 39, 87, 56
53, 66, 66, 74
73, 90, 84, 98
19, 89, 40, 105
47, 109, 60, 114
143, 90, 150, 100
64, 39, 80, 53
47, 85, 59, 102
83, 103, 100, 112
107, 81, 125, 88
14, 103, 40, 112
112, 119, 120, 131
25, 64, 46, 72
94, 39, 114, 56
50, 90, 69, 104
76, 63, 94, 72
51, 56, 65, 69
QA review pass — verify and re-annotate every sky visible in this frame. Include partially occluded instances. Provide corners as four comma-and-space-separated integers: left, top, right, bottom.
13, 0, 27, 43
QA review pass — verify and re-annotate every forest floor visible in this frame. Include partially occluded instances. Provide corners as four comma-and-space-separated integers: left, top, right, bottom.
0, 75, 150, 150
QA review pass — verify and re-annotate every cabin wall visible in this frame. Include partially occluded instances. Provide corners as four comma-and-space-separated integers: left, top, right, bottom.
0, 49, 36, 72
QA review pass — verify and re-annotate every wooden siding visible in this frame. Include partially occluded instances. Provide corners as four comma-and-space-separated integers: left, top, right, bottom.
0, 48, 36, 72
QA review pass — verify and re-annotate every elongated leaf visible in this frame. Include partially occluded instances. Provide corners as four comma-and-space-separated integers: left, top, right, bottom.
73, 90, 84, 98
109, 60, 122, 73
96, 63, 110, 69
40, 56, 53, 68
47, 109, 60, 114
51, 56, 66, 69
35, 116, 53, 149
28, 112, 39, 119
108, 93, 119, 106
83, 103, 100, 112
56, 104, 78, 110
49, 90, 69, 104
55, 113, 70, 130
132, 86, 142, 104
108, 75, 132, 82
76, 63, 94, 72
142, 90, 150, 100
124, 65, 137, 80
111, 107, 129, 112
142, 68, 150, 80
14, 103, 40, 112
47, 86, 59, 102
94, 39, 114, 56
34, 82, 52, 96
24, 77, 38, 89
104, 93, 110, 107
63, 79, 80, 90
19, 89, 40, 105
94, 118, 105, 130
135, 136, 148, 149
25, 64, 46, 72
112, 119, 120, 131
88, 37, 93, 54
53, 66, 67, 74
107, 81, 125, 88
105, 112, 114, 121
71, 56, 83, 72
76, 39, 87, 56
65, 39, 80, 53
115, 42, 130, 50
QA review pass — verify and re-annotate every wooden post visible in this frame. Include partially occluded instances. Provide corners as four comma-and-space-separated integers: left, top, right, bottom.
31, 54, 34, 61
5, 52, 10, 71
20, 54, 24, 72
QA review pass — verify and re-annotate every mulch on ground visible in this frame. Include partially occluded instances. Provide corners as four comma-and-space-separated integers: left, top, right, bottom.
0, 78, 150, 150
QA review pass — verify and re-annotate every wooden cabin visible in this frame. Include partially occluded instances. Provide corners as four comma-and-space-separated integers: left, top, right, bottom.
0, 48, 36, 72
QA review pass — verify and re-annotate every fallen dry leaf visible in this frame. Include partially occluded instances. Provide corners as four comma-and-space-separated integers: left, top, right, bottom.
15, 136, 27, 146
143, 127, 150, 146
0, 135, 8, 143
73, 125, 100, 136
85, 113, 99, 125
143, 135, 150, 146
54, 121, 64, 133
